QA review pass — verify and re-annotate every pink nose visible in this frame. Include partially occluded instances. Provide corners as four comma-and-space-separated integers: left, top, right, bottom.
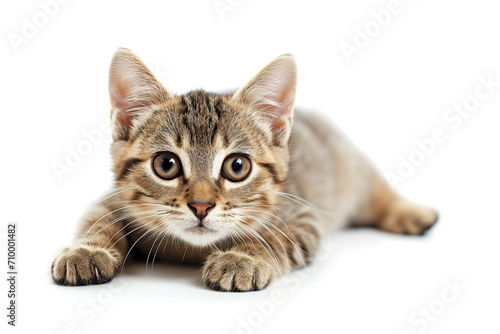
188, 202, 215, 220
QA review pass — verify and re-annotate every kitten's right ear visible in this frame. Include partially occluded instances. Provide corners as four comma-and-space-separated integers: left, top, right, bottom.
109, 48, 169, 141
232, 55, 297, 145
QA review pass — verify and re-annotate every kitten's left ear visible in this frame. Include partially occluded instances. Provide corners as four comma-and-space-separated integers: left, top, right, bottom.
232, 55, 297, 144
109, 48, 169, 141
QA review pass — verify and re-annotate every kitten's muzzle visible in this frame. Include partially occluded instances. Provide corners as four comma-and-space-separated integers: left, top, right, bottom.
188, 202, 215, 221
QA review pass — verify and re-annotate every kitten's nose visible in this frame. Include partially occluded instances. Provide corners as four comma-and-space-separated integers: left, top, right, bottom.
188, 202, 215, 221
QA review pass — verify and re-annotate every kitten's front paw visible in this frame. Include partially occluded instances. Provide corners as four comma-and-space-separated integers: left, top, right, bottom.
51, 245, 119, 286
202, 250, 274, 292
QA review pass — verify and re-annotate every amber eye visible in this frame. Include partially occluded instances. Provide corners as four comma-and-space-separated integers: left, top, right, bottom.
152, 152, 182, 180
221, 154, 252, 182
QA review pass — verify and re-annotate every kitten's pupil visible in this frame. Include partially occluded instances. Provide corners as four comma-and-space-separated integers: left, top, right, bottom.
162, 157, 175, 172
232, 158, 243, 174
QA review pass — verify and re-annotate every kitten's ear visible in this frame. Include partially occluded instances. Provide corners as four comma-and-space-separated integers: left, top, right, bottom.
109, 48, 169, 140
232, 55, 297, 144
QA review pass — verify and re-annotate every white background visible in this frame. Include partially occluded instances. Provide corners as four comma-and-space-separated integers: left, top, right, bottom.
1, 0, 499, 333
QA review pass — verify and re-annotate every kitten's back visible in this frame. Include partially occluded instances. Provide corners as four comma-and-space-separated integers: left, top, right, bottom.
284, 108, 374, 233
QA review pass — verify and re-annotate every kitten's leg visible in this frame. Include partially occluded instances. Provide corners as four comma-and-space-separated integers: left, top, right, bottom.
201, 208, 321, 292
354, 170, 439, 235
51, 202, 129, 286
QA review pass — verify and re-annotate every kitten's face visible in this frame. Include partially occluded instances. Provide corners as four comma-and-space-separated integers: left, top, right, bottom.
108, 49, 296, 247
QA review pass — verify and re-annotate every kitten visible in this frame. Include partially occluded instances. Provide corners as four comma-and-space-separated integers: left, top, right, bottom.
51, 49, 438, 291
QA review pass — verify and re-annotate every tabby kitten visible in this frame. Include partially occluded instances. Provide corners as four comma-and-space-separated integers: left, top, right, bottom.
51, 49, 438, 291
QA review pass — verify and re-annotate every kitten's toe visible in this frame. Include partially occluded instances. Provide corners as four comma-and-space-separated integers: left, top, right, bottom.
377, 198, 439, 235
202, 250, 273, 292
51, 245, 119, 286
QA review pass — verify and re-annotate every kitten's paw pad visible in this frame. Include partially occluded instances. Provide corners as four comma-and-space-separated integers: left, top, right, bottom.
379, 199, 439, 235
51, 245, 119, 286
202, 251, 273, 292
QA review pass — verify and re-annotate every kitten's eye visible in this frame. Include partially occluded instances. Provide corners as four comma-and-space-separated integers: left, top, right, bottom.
152, 152, 182, 180
221, 154, 252, 182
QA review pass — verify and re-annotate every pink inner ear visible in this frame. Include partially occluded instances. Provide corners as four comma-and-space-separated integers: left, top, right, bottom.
110, 79, 138, 128
256, 82, 295, 131
257, 103, 290, 131
115, 110, 132, 128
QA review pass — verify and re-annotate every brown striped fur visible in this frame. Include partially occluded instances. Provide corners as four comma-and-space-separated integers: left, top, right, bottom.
51, 49, 438, 290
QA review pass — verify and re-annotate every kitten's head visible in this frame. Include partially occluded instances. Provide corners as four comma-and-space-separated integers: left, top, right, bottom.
108, 49, 296, 247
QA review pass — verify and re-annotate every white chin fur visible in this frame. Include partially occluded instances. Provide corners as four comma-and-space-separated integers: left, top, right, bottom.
175, 228, 227, 247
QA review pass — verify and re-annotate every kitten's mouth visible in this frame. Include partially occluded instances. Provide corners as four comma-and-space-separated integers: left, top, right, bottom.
186, 225, 216, 235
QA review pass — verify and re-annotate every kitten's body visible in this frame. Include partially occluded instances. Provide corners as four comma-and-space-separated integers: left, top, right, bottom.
52, 50, 438, 291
